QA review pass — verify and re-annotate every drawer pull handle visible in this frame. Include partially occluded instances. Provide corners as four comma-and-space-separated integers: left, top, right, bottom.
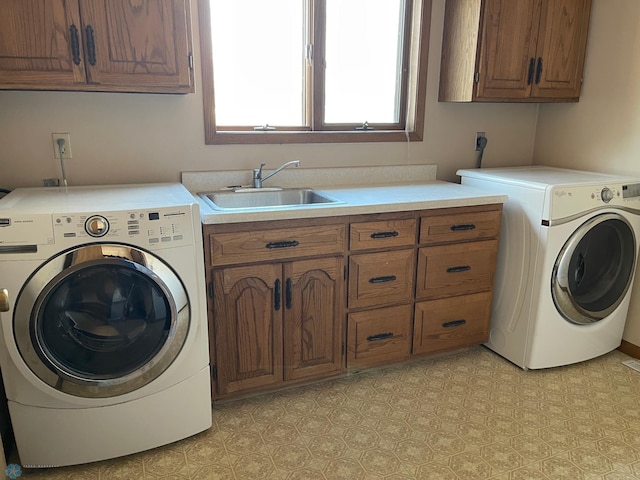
367, 332, 394, 342
442, 319, 466, 328
266, 240, 299, 249
370, 231, 399, 239
369, 275, 397, 284
451, 224, 476, 231
285, 278, 292, 310
447, 265, 471, 273
274, 279, 281, 311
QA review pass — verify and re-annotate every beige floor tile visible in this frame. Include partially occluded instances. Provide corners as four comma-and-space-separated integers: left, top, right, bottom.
13, 347, 640, 479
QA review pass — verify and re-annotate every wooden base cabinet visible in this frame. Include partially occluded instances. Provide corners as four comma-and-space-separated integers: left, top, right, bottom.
205, 220, 346, 399
205, 205, 502, 399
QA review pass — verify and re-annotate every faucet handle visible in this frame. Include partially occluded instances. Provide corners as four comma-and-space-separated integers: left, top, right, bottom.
255, 163, 266, 178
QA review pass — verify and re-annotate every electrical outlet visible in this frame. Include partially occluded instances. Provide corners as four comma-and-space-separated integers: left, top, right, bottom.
52, 133, 72, 159
475, 132, 486, 151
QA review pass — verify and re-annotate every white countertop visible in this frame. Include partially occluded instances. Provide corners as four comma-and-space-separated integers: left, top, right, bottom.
182, 166, 507, 225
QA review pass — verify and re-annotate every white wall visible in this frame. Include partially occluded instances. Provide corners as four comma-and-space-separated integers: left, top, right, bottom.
534, 0, 640, 345
0, 0, 537, 189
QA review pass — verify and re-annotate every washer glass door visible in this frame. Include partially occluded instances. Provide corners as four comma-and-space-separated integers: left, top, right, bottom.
552, 213, 636, 324
14, 244, 190, 397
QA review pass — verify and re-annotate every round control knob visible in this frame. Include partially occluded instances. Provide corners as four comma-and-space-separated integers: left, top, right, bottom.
601, 187, 614, 203
85, 215, 109, 237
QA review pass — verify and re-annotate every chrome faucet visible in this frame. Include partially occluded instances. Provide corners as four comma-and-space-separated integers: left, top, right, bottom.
252, 160, 300, 188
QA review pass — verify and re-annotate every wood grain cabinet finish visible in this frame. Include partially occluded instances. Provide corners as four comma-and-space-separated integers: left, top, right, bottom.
209, 224, 346, 267
439, 0, 591, 102
0, 0, 193, 93
413, 292, 493, 355
416, 240, 499, 300
205, 205, 502, 397
348, 249, 415, 310
348, 304, 412, 368
211, 264, 282, 396
350, 218, 416, 251
205, 221, 346, 399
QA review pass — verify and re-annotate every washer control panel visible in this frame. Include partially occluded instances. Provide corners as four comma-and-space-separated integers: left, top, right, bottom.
52, 206, 194, 248
85, 215, 109, 237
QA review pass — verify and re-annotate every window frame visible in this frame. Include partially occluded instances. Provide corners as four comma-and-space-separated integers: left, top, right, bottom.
197, 0, 432, 145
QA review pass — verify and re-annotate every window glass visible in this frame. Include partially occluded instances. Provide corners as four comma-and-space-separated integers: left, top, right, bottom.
199, 0, 430, 144
324, 0, 405, 124
210, 0, 306, 127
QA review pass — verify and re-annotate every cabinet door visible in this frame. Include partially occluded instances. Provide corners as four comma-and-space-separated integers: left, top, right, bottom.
476, 0, 542, 100
532, 0, 591, 99
213, 264, 283, 396
283, 257, 344, 381
77, 0, 193, 92
0, 0, 86, 88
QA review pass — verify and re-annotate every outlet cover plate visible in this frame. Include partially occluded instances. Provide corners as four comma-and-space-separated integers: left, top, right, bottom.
52, 133, 72, 159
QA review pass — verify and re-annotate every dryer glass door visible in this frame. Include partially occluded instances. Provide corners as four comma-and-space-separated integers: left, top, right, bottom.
14, 244, 190, 397
552, 213, 636, 324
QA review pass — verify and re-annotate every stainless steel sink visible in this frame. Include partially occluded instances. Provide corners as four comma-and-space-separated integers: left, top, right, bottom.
199, 188, 342, 211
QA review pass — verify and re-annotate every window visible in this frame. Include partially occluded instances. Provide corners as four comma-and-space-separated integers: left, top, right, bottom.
198, 0, 431, 145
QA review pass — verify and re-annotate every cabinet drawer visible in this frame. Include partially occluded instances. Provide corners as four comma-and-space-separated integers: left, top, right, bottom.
413, 292, 492, 355
420, 208, 501, 245
348, 304, 412, 368
350, 218, 416, 251
416, 240, 498, 300
348, 249, 415, 309
209, 224, 346, 266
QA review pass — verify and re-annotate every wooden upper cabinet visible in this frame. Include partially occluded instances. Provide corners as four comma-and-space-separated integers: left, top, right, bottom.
0, 0, 194, 93
532, 0, 591, 99
0, 1, 85, 86
439, 0, 592, 102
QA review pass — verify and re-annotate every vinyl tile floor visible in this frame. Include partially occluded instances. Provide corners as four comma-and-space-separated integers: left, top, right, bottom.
13, 347, 640, 480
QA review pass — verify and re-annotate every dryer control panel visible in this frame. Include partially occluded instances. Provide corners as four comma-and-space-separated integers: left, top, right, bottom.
549, 183, 640, 221
623, 183, 640, 199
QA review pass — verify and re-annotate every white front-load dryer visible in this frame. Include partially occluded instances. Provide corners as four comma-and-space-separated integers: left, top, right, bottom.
457, 166, 640, 369
0, 183, 211, 467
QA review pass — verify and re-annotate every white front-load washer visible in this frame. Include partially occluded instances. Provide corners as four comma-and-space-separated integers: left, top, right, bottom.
457, 166, 640, 369
0, 183, 211, 467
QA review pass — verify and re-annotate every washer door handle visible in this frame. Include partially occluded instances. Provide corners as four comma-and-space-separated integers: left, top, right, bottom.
0, 289, 9, 312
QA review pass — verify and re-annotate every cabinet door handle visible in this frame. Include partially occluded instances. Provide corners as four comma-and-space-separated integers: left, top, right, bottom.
442, 319, 466, 328
85, 25, 96, 66
450, 224, 475, 231
274, 279, 281, 311
70, 25, 81, 65
447, 265, 471, 273
527, 57, 535, 85
535, 57, 543, 84
367, 332, 394, 342
369, 275, 397, 284
370, 231, 399, 239
266, 240, 299, 249
285, 278, 292, 310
